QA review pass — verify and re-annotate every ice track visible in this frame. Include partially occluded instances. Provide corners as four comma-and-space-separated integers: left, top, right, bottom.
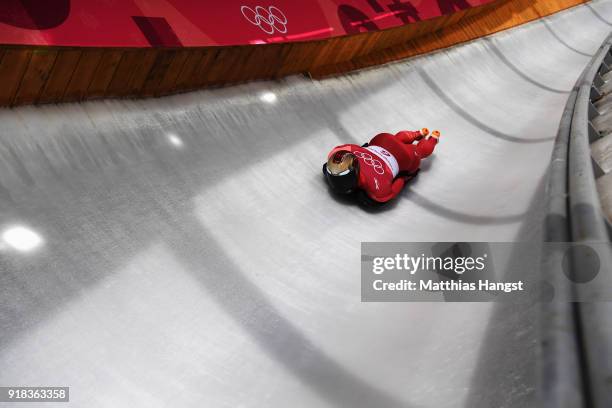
1, 2, 612, 407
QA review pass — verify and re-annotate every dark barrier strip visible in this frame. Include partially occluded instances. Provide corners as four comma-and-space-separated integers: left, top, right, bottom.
541, 88, 583, 408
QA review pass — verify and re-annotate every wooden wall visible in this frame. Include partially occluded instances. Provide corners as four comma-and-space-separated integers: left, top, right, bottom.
310, 0, 590, 77
0, 0, 588, 107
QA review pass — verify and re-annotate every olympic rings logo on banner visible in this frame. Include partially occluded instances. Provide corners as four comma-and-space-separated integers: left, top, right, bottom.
354, 151, 385, 175
241, 5, 288, 35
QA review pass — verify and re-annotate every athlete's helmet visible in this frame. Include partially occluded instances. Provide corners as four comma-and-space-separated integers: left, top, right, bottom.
421, 128, 430, 137
323, 151, 359, 194
431, 130, 440, 139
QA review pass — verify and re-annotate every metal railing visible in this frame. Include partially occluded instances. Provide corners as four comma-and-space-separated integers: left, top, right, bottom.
542, 33, 612, 408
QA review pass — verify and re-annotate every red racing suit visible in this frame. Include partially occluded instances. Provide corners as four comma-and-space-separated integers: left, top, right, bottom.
327, 130, 438, 203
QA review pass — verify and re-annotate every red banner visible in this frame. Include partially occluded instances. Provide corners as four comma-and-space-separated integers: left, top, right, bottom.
0, 0, 495, 47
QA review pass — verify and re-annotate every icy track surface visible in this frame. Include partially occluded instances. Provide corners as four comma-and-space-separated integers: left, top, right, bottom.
1, 2, 612, 407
